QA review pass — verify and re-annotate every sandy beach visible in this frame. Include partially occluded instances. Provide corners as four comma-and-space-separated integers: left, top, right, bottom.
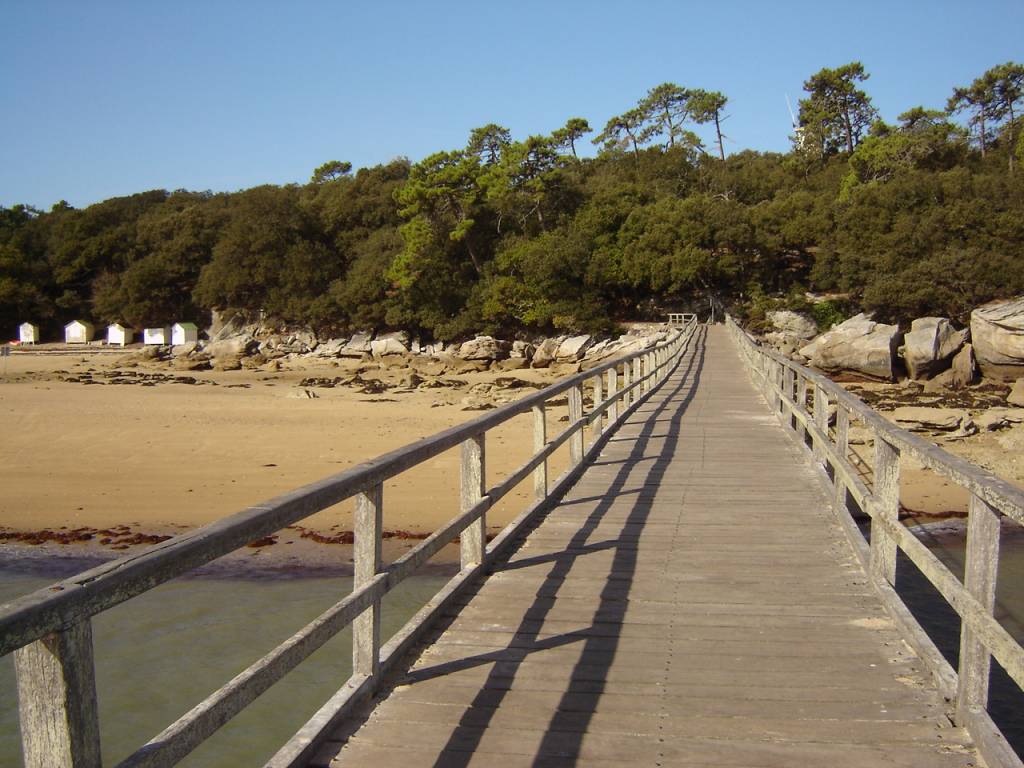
0, 347, 572, 562
3, 343, 1023, 567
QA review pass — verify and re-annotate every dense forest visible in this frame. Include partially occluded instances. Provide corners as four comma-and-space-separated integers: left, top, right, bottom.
2, 61, 1023, 341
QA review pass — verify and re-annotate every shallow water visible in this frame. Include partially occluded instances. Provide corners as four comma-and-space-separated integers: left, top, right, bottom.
4, 533, 1024, 765
897, 526, 1024, 756
0, 567, 446, 767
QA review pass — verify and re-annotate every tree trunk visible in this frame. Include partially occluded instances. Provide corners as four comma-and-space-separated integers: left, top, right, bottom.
1008, 106, 1017, 173
980, 111, 987, 158
714, 112, 725, 160
843, 103, 855, 154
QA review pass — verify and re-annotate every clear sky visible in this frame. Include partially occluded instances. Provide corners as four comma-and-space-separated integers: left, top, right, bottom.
2, 0, 1021, 210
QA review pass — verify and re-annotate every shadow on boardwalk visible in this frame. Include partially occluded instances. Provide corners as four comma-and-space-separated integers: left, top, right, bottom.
402, 328, 708, 767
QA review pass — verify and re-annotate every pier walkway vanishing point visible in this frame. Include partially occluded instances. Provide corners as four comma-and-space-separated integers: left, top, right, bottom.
309, 325, 980, 767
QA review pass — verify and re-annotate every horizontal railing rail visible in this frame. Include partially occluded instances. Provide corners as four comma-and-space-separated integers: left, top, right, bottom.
1, 318, 699, 768
727, 315, 1024, 768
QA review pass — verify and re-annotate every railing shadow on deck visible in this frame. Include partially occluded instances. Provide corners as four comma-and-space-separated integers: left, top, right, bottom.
726, 315, 1024, 768
0, 318, 698, 768
368, 327, 707, 768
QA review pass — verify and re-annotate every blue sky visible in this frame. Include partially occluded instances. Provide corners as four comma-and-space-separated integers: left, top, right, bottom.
2, 0, 1021, 210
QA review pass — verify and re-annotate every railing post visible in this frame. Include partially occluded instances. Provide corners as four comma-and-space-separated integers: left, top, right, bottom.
833, 407, 850, 513
532, 404, 547, 500
14, 619, 102, 768
957, 494, 1000, 722
460, 434, 486, 568
782, 366, 795, 423
606, 368, 618, 424
591, 375, 603, 444
813, 383, 827, 466
568, 383, 584, 465
353, 483, 383, 679
621, 361, 632, 410
796, 374, 808, 442
870, 433, 900, 585
632, 357, 642, 400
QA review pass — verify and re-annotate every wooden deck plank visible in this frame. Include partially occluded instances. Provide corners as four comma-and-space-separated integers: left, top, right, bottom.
312, 326, 977, 768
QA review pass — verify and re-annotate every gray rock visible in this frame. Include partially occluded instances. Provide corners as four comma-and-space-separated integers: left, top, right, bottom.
171, 342, 198, 357
204, 335, 258, 360
556, 335, 594, 362
457, 336, 505, 361
531, 338, 563, 368
207, 311, 254, 343
510, 341, 535, 360
315, 338, 347, 358
767, 310, 818, 340
764, 332, 805, 357
891, 407, 973, 433
903, 317, 968, 380
370, 331, 409, 357
1009, 378, 1024, 407
800, 313, 902, 380
341, 331, 374, 357
971, 298, 1024, 381
421, 342, 446, 357
290, 330, 318, 351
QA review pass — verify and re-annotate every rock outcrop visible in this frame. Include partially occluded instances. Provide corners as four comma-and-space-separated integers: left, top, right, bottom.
369, 332, 409, 357
923, 344, 978, 391
902, 317, 968, 380
556, 335, 595, 362
530, 338, 563, 368
341, 332, 374, 357
971, 298, 1024, 381
767, 310, 818, 340
799, 314, 902, 380
890, 407, 977, 437
456, 336, 507, 361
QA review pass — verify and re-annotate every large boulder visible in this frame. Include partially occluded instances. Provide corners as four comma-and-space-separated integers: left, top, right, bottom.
340, 331, 374, 357
531, 338, 564, 368
510, 341, 534, 360
204, 335, 258, 361
370, 332, 409, 357
457, 336, 507, 361
314, 338, 347, 358
799, 313, 902, 380
924, 344, 978, 392
767, 310, 818, 340
971, 298, 1024, 381
902, 317, 968, 380
555, 335, 594, 362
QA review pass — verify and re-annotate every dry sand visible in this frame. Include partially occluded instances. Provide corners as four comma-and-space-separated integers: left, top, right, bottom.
0, 348, 571, 557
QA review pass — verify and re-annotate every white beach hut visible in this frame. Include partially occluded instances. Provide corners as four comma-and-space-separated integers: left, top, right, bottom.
18, 322, 39, 345
107, 323, 133, 347
143, 327, 172, 345
64, 320, 94, 344
172, 322, 198, 345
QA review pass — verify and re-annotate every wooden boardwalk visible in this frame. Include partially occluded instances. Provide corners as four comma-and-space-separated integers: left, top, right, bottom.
309, 325, 978, 767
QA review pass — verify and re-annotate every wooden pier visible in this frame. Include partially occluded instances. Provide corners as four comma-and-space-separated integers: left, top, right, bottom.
4, 318, 1024, 767
309, 326, 978, 767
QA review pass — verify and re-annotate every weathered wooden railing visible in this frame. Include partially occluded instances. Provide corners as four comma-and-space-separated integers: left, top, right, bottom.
0, 318, 697, 768
727, 315, 1024, 768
